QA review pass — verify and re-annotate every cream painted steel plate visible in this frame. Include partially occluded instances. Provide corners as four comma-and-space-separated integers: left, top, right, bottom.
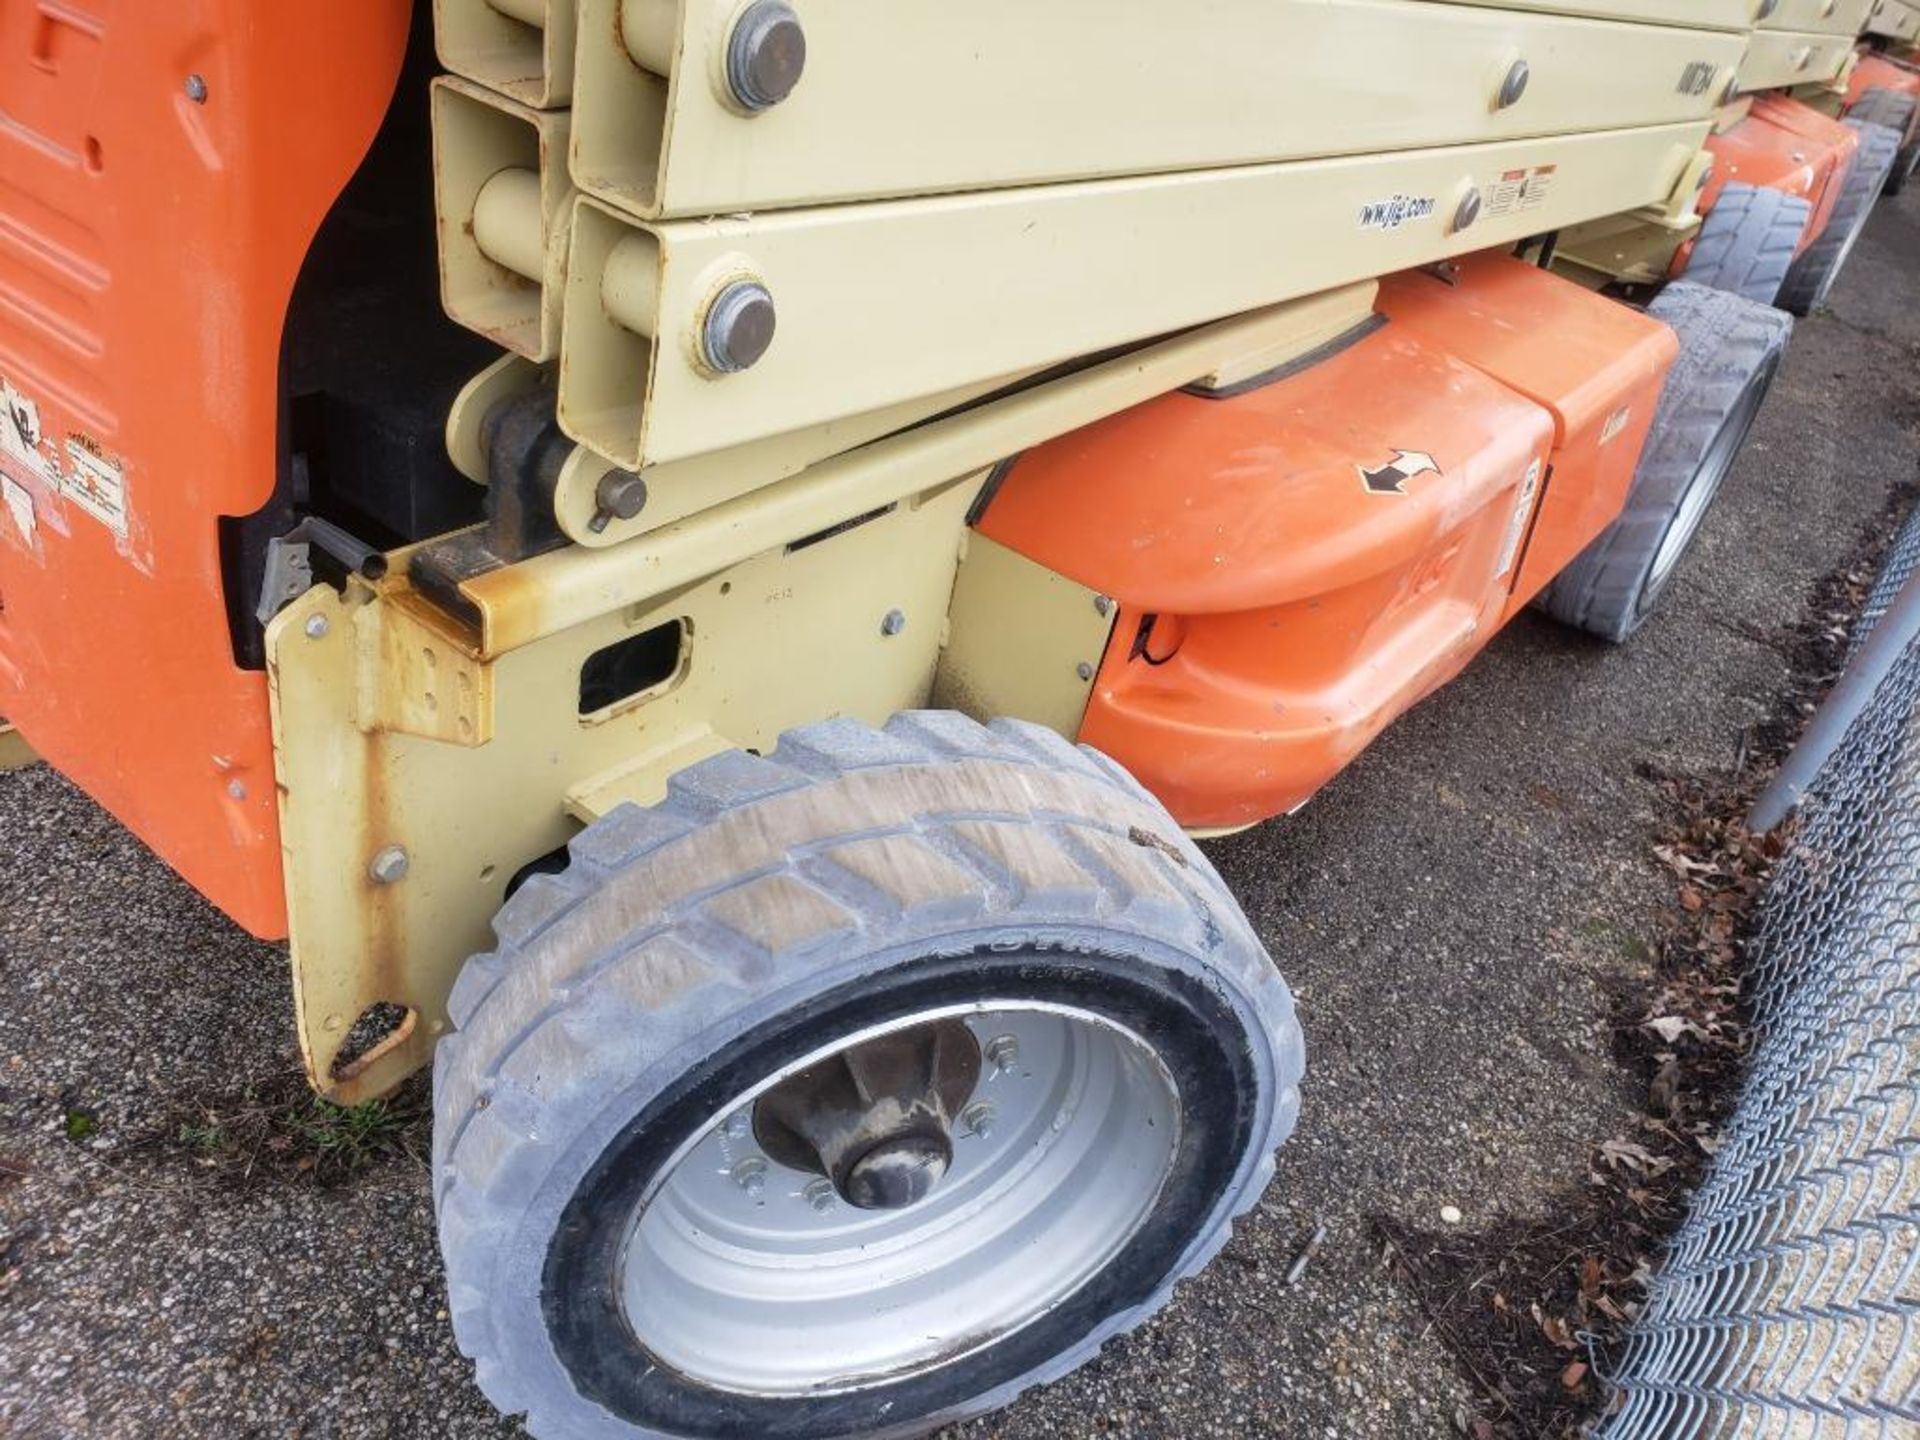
1739, 28, 1857, 87
1759, 0, 1878, 35
559, 119, 1711, 472
1415, 0, 1758, 30
573, 0, 1744, 220
1867, 0, 1920, 39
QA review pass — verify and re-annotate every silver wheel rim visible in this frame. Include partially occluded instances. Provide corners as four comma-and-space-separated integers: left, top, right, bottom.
616, 1001, 1183, 1396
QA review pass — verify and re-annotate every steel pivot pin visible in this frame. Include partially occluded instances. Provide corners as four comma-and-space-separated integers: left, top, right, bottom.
725, 0, 807, 112
701, 280, 777, 374
1495, 59, 1530, 111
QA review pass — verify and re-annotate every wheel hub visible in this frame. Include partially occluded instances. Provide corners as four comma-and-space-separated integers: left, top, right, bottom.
752, 1018, 982, 1210
615, 1003, 1186, 1396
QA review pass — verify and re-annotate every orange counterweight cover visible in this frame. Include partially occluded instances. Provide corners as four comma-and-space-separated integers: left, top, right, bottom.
978, 254, 1677, 832
0, 3, 410, 938
1685, 96, 1862, 271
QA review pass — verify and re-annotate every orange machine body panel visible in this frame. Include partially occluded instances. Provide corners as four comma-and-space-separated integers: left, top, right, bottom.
0, 4, 408, 938
979, 256, 1676, 831
1690, 96, 1860, 268
1376, 255, 1676, 619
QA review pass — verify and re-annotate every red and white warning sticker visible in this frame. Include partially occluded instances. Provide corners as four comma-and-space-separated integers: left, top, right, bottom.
1486, 165, 1558, 219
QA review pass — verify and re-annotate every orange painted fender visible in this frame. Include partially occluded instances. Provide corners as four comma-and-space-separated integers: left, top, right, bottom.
0, 4, 411, 937
979, 254, 1674, 832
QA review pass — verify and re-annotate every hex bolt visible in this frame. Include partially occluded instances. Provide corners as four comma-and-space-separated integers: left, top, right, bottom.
368, 846, 411, 885
226, 779, 247, 801
184, 73, 209, 104
700, 279, 777, 375
803, 1177, 836, 1213
725, 0, 807, 112
960, 1101, 997, 1140
1094, 595, 1114, 618
1451, 186, 1483, 235
731, 1156, 768, 1196
1495, 59, 1529, 112
984, 1034, 1020, 1075
725, 1110, 753, 1139
588, 471, 649, 534
1076, 662, 1096, 682
304, 615, 330, 640
880, 609, 907, 637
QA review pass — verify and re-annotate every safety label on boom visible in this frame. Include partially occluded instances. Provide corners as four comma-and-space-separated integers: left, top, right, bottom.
1486, 165, 1557, 219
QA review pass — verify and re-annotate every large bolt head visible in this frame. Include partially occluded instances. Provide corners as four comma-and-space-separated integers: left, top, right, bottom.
594, 470, 649, 523
701, 279, 777, 374
726, 0, 807, 113
368, 846, 410, 885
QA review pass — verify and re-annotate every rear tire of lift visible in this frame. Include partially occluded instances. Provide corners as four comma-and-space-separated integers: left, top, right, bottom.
1536, 282, 1790, 644
432, 712, 1303, 1439
1776, 120, 1903, 317
1679, 182, 1811, 307
1849, 88, 1919, 195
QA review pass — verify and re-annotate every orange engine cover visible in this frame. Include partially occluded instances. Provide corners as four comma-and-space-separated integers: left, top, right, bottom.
0, 3, 409, 938
1689, 96, 1861, 267
978, 253, 1676, 832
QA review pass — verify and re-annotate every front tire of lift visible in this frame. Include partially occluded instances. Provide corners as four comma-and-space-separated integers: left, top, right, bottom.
1536, 282, 1791, 644
432, 712, 1303, 1439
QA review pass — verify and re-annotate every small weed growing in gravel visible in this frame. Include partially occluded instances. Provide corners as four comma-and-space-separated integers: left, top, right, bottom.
161, 1072, 428, 1187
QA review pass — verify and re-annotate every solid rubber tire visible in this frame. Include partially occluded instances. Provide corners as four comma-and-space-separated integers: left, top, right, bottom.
432, 711, 1303, 1440
1535, 283, 1791, 644
1680, 182, 1811, 307
1777, 120, 1902, 317
1849, 88, 1919, 195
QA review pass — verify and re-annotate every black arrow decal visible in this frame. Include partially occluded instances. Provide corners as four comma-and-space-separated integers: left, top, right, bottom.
1358, 449, 1440, 496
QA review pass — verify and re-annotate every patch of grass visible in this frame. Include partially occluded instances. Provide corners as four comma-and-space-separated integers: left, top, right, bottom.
160, 1071, 428, 1188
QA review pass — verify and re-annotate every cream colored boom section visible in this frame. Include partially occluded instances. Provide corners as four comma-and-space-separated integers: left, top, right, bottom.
1414, 0, 1758, 27
570, 0, 1744, 220
1738, 27, 1858, 87
1867, 0, 1920, 39
436, 0, 576, 109
558, 119, 1709, 472
1759, 0, 1879, 34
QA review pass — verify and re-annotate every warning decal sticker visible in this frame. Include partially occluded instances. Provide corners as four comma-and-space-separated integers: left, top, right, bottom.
1496, 459, 1546, 581
1486, 165, 1558, 219
0, 371, 132, 545
61, 434, 128, 536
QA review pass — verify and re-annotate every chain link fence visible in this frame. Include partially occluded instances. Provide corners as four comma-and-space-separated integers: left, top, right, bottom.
1599, 509, 1920, 1438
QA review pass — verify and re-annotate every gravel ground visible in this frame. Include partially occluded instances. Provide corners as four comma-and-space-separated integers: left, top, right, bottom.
4, 197, 1919, 1440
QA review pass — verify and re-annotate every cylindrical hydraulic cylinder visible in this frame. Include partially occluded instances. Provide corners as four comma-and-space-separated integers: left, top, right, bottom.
601, 233, 661, 338
622, 0, 679, 77
472, 168, 546, 284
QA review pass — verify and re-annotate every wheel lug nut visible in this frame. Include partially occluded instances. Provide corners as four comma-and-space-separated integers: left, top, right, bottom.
731, 1156, 767, 1195
960, 1101, 997, 1139
984, 1035, 1020, 1075
803, 1177, 836, 1213
725, 1111, 752, 1139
